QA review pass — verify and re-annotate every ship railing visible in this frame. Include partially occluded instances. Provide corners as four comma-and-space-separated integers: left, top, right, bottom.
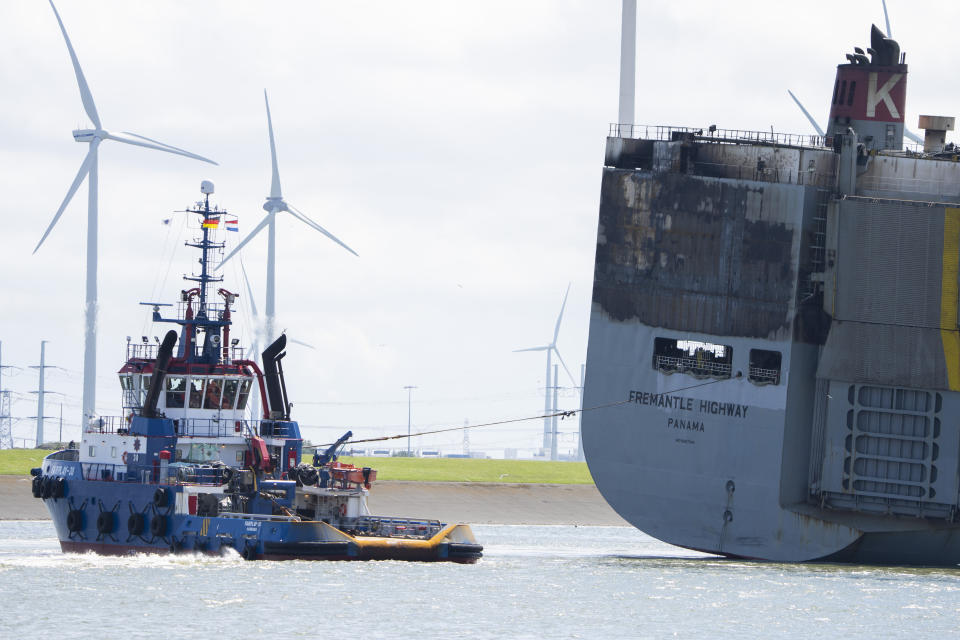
85, 416, 131, 435
78, 460, 231, 486
173, 418, 294, 439
348, 516, 443, 539
218, 512, 301, 522
125, 340, 247, 363
609, 123, 826, 149
175, 418, 250, 438
748, 366, 781, 386
654, 355, 732, 379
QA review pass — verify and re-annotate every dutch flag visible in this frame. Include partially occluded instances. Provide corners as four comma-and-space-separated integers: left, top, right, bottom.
226, 219, 239, 232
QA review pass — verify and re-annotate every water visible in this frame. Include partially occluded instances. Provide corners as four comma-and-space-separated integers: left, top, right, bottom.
2, 521, 960, 638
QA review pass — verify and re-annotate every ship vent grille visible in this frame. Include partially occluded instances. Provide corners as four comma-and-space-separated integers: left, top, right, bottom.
842, 384, 942, 503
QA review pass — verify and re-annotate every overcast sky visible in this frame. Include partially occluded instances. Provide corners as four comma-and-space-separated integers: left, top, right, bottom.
2, 0, 957, 455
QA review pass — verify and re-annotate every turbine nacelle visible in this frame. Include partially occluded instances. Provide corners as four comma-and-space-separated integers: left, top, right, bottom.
263, 196, 288, 214
72, 128, 100, 142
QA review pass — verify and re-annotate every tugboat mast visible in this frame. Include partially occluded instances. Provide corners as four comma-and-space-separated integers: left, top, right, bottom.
184, 180, 224, 318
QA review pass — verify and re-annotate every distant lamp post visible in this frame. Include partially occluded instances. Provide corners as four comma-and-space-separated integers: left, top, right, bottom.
404, 385, 417, 456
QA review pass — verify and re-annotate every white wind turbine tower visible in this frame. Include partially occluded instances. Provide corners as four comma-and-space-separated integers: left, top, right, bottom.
218, 90, 358, 345
514, 283, 576, 459
35, 0, 217, 428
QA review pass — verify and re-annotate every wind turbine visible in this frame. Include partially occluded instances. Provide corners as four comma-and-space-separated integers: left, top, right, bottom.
217, 90, 357, 345
36, 0, 217, 427
235, 254, 314, 420
514, 283, 576, 458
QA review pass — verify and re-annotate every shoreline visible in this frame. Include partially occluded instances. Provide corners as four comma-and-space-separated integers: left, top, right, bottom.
0, 476, 628, 526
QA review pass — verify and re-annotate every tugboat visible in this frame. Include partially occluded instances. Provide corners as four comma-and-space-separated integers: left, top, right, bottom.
30, 181, 482, 563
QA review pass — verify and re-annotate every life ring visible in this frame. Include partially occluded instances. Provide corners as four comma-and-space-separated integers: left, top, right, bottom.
121, 451, 128, 465
339, 503, 347, 517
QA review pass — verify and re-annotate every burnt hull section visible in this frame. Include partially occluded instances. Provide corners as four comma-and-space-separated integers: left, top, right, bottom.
583, 140, 960, 565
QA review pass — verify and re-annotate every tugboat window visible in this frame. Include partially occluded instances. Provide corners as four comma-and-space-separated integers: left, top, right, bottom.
653, 337, 732, 379
237, 379, 252, 410
119, 375, 133, 390
222, 379, 239, 410
748, 349, 782, 385
166, 377, 186, 408
189, 378, 205, 409
203, 379, 224, 410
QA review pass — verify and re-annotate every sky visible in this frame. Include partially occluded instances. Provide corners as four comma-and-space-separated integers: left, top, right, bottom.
2, 0, 958, 456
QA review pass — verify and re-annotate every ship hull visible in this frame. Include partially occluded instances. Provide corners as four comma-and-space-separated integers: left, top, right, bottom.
37, 458, 480, 564
583, 143, 960, 566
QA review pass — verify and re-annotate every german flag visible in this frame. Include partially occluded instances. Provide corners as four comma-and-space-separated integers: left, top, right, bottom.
202, 218, 219, 229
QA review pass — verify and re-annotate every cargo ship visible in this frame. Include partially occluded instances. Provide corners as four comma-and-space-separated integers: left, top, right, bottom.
582, 19, 960, 565
30, 181, 482, 563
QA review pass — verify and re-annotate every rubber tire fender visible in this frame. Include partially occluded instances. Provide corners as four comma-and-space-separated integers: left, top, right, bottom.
153, 487, 171, 509
242, 545, 257, 561
31, 475, 43, 498
127, 512, 146, 536
54, 477, 67, 499
41, 476, 54, 500
150, 514, 168, 537
66, 509, 83, 533
96, 511, 115, 534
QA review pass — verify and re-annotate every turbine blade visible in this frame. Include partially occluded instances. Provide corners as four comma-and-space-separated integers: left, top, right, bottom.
264, 90, 282, 199
104, 131, 218, 165
513, 346, 550, 353
882, 0, 892, 37
787, 90, 826, 137
120, 131, 213, 158
34, 145, 96, 253
239, 255, 259, 318
288, 338, 316, 350
905, 128, 923, 144
552, 283, 571, 344
216, 214, 272, 270
552, 347, 577, 386
49, 0, 100, 129
286, 203, 359, 257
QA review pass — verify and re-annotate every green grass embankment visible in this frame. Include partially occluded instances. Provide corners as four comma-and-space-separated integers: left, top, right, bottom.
0, 449, 47, 475
339, 456, 593, 484
0, 449, 594, 484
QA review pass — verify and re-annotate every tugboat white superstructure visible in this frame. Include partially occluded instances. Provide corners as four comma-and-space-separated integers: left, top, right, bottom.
31, 182, 482, 563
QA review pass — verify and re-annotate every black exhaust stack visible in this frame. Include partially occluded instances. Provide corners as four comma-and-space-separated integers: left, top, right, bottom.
261, 334, 288, 420
142, 330, 178, 418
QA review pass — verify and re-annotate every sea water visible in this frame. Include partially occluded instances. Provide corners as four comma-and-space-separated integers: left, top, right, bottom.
1, 521, 959, 639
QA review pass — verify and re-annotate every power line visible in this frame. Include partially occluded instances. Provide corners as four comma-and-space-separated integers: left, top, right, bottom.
319, 377, 728, 447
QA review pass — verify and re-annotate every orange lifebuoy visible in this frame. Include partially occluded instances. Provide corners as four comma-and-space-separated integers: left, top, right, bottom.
122, 451, 128, 465
339, 503, 347, 517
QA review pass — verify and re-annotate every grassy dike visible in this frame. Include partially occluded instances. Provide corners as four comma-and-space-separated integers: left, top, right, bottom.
0, 449, 595, 484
